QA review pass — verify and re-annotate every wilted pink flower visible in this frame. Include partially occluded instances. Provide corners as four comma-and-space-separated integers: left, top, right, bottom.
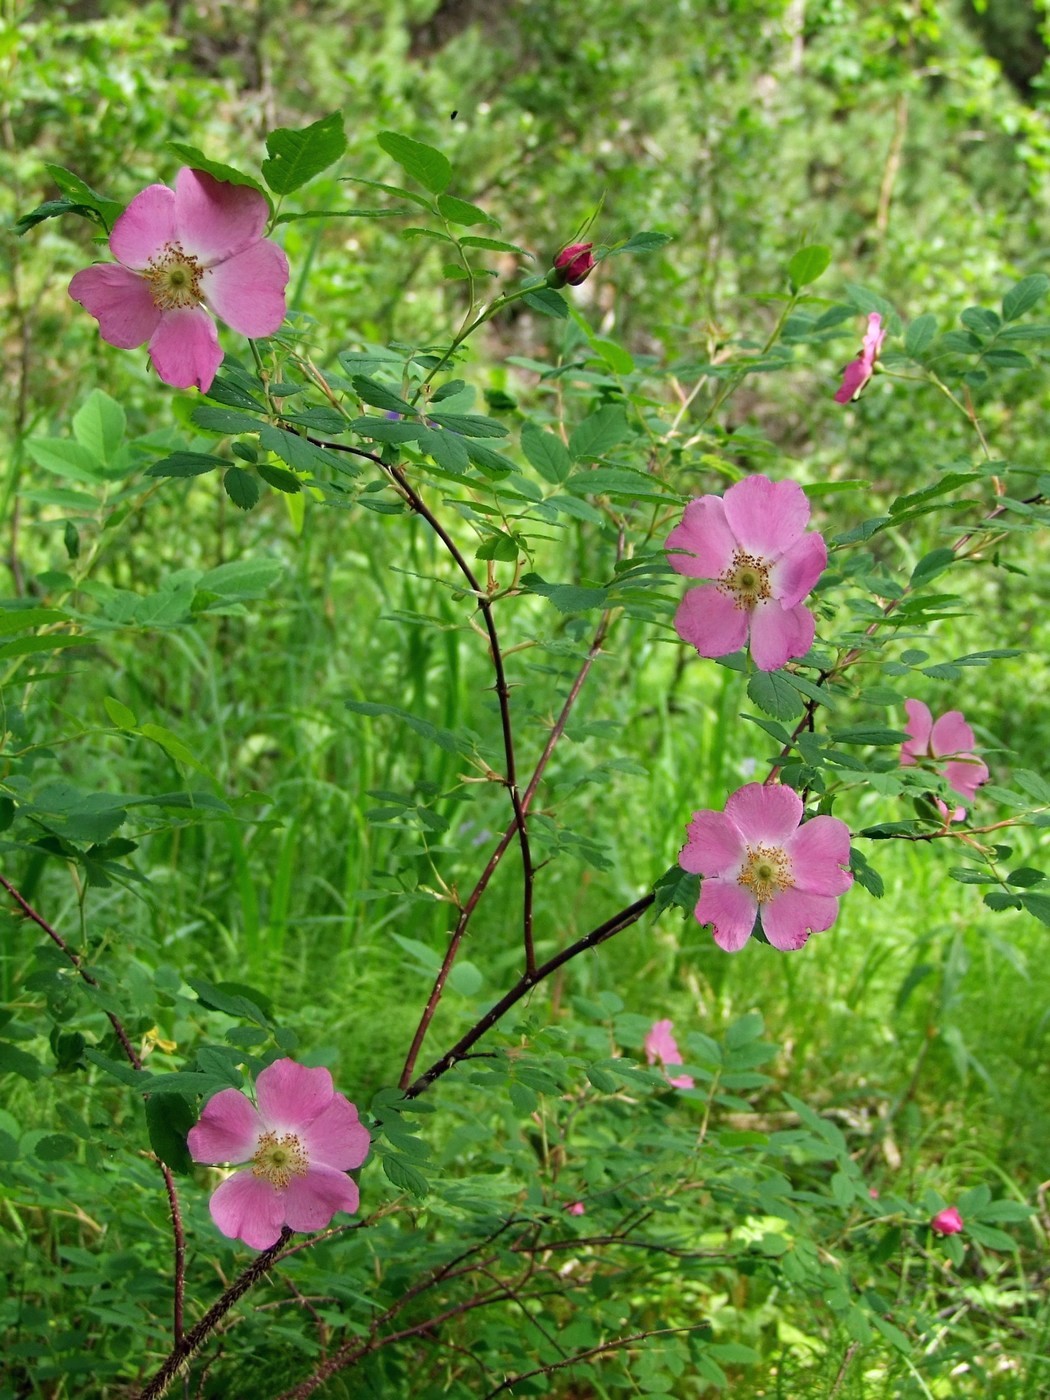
835, 312, 886, 403
666, 475, 826, 672
681, 782, 852, 952
930, 1206, 964, 1236
69, 168, 289, 393
901, 699, 989, 820
187, 1059, 370, 1250
565, 1201, 586, 1216
644, 1019, 695, 1090
551, 242, 596, 286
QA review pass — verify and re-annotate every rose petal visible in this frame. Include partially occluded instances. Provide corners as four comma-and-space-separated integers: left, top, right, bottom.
256, 1060, 335, 1132
109, 183, 178, 269
666, 1071, 696, 1090
748, 598, 814, 672
722, 476, 810, 559
929, 710, 976, 759
901, 699, 932, 762
173, 168, 270, 265
724, 782, 802, 846
666, 496, 737, 579
147, 307, 223, 392
281, 1165, 360, 1233
680, 809, 746, 877
862, 313, 885, 362
188, 1088, 263, 1165
69, 265, 161, 349
202, 239, 289, 338
761, 888, 841, 950
834, 356, 870, 404
644, 1019, 683, 1067
300, 1096, 370, 1171
784, 816, 854, 896
770, 530, 827, 609
674, 584, 749, 659
695, 877, 758, 952
209, 1170, 287, 1250
944, 756, 989, 804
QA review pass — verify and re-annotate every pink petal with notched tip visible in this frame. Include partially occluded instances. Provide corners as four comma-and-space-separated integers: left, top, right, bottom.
147, 306, 222, 391
761, 888, 841, 950
202, 239, 289, 338
256, 1060, 335, 1132
665, 496, 738, 579
834, 356, 870, 404
784, 816, 853, 896
281, 1165, 360, 1233
300, 1096, 370, 1171
209, 1170, 287, 1250
944, 756, 988, 804
723, 476, 810, 559
69, 264, 161, 349
109, 183, 178, 269
187, 1088, 263, 1165
901, 698, 933, 762
674, 584, 749, 659
173, 167, 269, 265
748, 597, 814, 672
681, 809, 746, 877
695, 877, 758, 952
929, 710, 976, 759
770, 530, 827, 609
724, 782, 802, 846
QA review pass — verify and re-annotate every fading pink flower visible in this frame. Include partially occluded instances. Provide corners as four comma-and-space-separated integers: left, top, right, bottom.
550, 242, 596, 287
187, 1059, 370, 1250
69, 168, 289, 393
835, 312, 886, 403
681, 782, 852, 952
930, 1206, 964, 1236
644, 1018, 695, 1090
666, 475, 826, 672
901, 699, 989, 821
565, 1200, 586, 1216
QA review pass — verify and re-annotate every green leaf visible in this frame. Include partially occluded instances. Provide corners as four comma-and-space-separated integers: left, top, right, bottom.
436, 193, 496, 227
257, 462, 301, 494
72, 390, 125, 465
145, 1094, 195, 1174
166, 144, 271, 209
346, 700, 476, 756
475, 531, 519, 561
262, 111, 346, 194
460, 235, 531, 255
904, 314, 938, 358
223, 466, 261, 511
830, 726, 908, 745
377, 131, 452, 195
104, 696, 137, 728
521, 424, 572, 483
139, 723, 214, 776
352, 376, 414, 415
427, 413, 507, 439
198, 557, 282, 599
146, 452, 226, 478
45, 164, 124, 228
0, 1042, 42, 1081
382, 1152, 429, 1197
786, 244, 831, 291
522, 288, 569, 318
568, 406, 628, 461
1002, 273, 1050, 322
615, 231, 673, 254
521, 573, 608, 613
748, 672, 805, 721
25, 437, 103, 485
910, 548, 956, 588
34, 1134, 76, 1161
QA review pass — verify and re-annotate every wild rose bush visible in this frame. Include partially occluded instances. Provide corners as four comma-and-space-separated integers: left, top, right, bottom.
5, 113, 1046, 1397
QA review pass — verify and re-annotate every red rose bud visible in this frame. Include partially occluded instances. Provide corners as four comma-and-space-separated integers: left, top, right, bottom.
930, 1206, 964, 1236
549, 242, 596, 287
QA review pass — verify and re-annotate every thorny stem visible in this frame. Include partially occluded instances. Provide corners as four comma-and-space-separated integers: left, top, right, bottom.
480, 1323, 710, 1399
0, 875, 187, 1343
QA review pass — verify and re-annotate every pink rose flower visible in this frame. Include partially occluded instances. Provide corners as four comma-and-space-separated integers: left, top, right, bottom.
565, 1201, 586, 1216
901, 699, 989, 821
681, 782, 853, 952
551, 242, 596, 286
187, 1059, 370, 1251
69, 167, 289, 393
644, 1018, 695, 1090
930, 1206, 964, 1236
835, 312, 886, 403
666, 475, 827, 672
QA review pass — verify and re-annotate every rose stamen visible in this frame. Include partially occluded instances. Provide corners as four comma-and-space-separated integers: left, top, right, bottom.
144, 242, 204, 311
718, 549, 772, 611
251, 1130, 309, 1189
737, 843, 794, 904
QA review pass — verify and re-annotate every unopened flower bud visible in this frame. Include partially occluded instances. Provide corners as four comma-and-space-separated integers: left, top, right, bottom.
548, 242, 596, 288
930, 1206, 964, 1236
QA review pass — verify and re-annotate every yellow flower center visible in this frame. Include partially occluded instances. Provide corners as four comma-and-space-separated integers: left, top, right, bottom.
719, 549, 772, 611
144, 242, 204, 311
251, 1131, 309, 1189
737, 844, 794, 904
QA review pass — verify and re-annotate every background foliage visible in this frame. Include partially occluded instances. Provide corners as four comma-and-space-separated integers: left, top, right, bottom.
2, 0, 1049, 1395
